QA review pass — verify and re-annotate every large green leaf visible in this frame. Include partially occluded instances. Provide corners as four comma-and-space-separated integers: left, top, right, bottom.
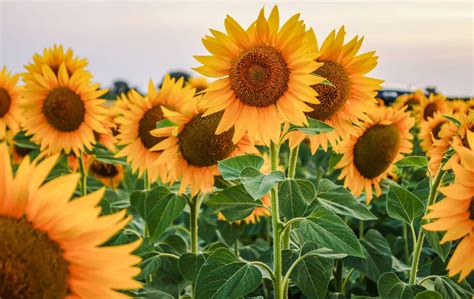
206, 184, 264, 221
414, 290, 443, 299
291, 244, 334, 299
394, 156, 429, 169
195, 248, 262, 299
178, 253, 206, 281
345, 229, 392, 282
315, 179, 377, 221
386, 185, 424, 225
216, 220, 246, 246
299, 206, 364, 257
218, 154, 264, 180
145, 187, 187, 241
279, 179, 315, 220
425, 231, 452, 261
288, 117, 334, 135
240, 167, 285, 200
377, 272, 425, 299
433, 276, 473, 299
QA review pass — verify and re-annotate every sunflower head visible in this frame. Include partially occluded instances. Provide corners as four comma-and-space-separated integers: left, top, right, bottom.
392, 90, 426, 112
415, 93, 448, 123
0, 67, 23, 139
336, 106, 414, 203
419, 111, 450, 152
195, 6, 325, 145
89, 159, 124, 188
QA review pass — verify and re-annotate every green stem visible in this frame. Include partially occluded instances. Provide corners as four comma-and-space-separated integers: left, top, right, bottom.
250, 261, 276, 285
189, 194, 202, 254
288, 145, 299, 179
359, 220, 364, 239
79, 154, 87, 196
334, 260, 343, 292
341, 268, 355, 293
270, 141, 283, 299
143, 171, 151, 191
234, 241, 239, 257
408, 169, 445, 285
403, 223, 410, 264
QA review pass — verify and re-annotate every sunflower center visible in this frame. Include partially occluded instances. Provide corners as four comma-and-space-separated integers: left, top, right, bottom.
353, 124, 401, 179
42, 87, 85, 132
90, 160, 119, 178
138, 105, 165, 149
230, 45, 289, 107
306, 61, 350, 121
405, 98, 419, 111
0, 88, 12, 117
178, 112, 235, 167
470, 198, 474, 220
423, 103, 438, 120
432, 122, 446, 140
0, 216, 68, 299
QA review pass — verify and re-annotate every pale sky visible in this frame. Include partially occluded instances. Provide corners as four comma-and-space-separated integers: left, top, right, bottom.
1, 0, 473, 97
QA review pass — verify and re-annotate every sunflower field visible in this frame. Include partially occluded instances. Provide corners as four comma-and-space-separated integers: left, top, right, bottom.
1, 5, 474, 299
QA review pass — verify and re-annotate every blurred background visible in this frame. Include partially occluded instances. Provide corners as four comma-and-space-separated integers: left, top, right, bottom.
1, 0, 472, 99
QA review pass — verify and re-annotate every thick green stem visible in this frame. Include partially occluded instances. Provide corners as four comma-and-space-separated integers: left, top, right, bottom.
270, 142, 283, 299
408, 170, 445, 285
334, 260, 343, 292
403, 223, 410, 264
190, 195, 202, 254
143, 171, 151, 191
288, 145, 299, 179
79, 154, 87, 196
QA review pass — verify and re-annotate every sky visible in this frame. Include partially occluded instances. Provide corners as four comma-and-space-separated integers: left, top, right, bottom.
1, 0, 473, 97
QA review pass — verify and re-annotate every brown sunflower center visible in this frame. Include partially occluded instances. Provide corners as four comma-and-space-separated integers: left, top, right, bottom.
432, 122, 445, 140
0, 88, 12, 117
90, 160, 119, 178
42, 87, 85, 132
306, 61, 350, 121
461, 126, 474, 149
353, 124, 401, 179
138, 105, 165, 149
404, 98, 419, 111
0, 216, 68, 299
470, 198, 474, 220
423, 103, 438, 120
230, 45, 289, 107
178, 112, 235, 167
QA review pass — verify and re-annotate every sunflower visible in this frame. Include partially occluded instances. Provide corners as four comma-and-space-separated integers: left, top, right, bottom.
23, 44, 88, 79
0, 66, 22, 139
415, 93, 448, 123
150, 96, 257, 195
448, 99, 468, 115
0, 144, 141, 298
428, 112, 473, 174
335, 106, 415, 203
287, 27, 383, 153
195, 6, 324, 145
22, 46, 108, 155
187, 77, 210, 94
392, 90, 426, 112
418, 112, 450, 152
218, 195, 271, 224
115, 75, 193, 183
89, 159, 124, 189
424, 132, 474, 281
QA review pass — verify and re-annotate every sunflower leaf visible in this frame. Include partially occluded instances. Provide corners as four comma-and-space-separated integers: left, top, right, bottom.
386, 185, 424, 225
377, 272, 426, 298
443, 115, 461, 127
279, 179, 315, 220
394, 156, 429, 169
240, 167, 285, 200
155, 118, 177, 128
218, 154, 264, 180
288, 117, 334, 135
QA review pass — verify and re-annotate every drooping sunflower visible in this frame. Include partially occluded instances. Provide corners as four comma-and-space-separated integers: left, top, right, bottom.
335, 106, 415, 203
287, 27, 383, 153
415, 93, 448, 123
0, 144, 141, 298
391, 90, 426, 112
150, 96, 257, 195
22, 46, 108, 155
89, 159, 124, 189
428, 112, 473, 174
115, 75, 193, 183
424, 132, 474, 281
0, 66, 22, 139
187, 77, 210, 94
418, 112, 451, 152
195, 6, 324, 145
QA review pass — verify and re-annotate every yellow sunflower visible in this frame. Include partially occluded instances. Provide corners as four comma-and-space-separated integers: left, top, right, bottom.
392, 90, 426, 112
415, 93, 448, 123
0, 66, 23, 139
195, 6, 324, 145
89, 159, 124, 189
428, 112, 473, 174
0, 144, 141, 298
418, 112, 451, 152
447, 99, 468, 115
115, 75, 193, 183
23, 44, 88, 79
335, 106, 415, 203
187, 77, 210, 94
424, 132, 474, 281
150, 96, 257, 196
22, 46, 108, 155
287, 27, 383, 153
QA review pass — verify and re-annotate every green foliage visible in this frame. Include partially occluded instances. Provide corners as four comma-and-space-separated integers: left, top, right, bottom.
278, 179, 315, 219
218, 154, 264, 180
386, 185, 424, 225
